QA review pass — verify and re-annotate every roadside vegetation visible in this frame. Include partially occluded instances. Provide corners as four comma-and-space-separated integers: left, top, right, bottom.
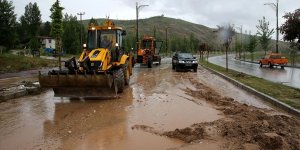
0, 54, 57, 73
200, 61, 300, 110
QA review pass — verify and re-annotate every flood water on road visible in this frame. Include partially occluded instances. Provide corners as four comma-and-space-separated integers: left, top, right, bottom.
208, 55, 300, 89
0, 60, 280, 150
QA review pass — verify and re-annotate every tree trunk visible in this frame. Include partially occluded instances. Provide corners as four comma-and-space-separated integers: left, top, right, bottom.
226, 46, 228, 72
207, 50, 209, 64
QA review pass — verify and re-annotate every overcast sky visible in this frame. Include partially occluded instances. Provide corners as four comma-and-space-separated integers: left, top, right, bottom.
11, 0, 300, 40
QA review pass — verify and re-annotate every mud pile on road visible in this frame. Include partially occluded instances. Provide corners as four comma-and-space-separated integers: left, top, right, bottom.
183, 78, 300, 149
0, 80, 41, 101
133, 77, 300, 149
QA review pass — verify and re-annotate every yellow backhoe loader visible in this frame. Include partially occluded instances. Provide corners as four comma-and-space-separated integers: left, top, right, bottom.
39, 20, 132, 98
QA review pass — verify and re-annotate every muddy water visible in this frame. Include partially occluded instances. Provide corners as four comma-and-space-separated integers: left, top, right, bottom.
0, 62, 275, 150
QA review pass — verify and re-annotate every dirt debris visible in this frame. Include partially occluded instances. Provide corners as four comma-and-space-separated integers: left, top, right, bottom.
133, 74, 300, 150
163, 125, 205, 143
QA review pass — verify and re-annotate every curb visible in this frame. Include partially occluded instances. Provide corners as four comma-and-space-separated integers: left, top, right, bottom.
201, 65, 300, 117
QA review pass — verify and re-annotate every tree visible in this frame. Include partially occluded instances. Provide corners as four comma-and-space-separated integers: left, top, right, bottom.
88, 17, 98, 26
0, 0, 17, 49
217, 24, 235, 72
246, 35, 257, 62
50, 0, 64, 70
41, 21, 51, 36
189, 33, 199, 53
280, 8, 300, 66
62, 14, 81, 54
20, 2, 41, 37
280, 8, 300, 51
256, 16, 274, 55
20, 2, 42, 52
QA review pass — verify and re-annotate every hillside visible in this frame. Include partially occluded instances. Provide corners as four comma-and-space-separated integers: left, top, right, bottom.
82, 16, 291, 52
83, 16, 215, 45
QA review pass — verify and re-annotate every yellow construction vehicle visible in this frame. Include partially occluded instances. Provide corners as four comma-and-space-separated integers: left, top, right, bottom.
39, 20, 132, 98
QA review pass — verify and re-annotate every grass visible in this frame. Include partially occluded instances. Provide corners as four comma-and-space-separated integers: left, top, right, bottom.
200, 61, 300, 110
0, 54, 58, 73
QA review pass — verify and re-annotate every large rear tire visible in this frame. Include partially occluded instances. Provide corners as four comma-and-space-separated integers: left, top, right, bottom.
147, 57, 153, 68
114, 69, 124, 93
123, 60, 130, 85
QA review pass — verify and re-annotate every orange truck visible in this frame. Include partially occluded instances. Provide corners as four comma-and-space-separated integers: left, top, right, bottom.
259, 52, 288, 69
137, 36, 163, 68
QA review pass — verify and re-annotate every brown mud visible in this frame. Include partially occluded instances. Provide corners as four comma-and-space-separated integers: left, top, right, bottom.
133, 73, 300, 150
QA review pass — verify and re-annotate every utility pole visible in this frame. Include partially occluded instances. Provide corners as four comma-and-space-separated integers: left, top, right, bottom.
165, 27, 170, 57
264, 0, 279, 53
236, 25, 243, 59
136, 2, 149, 53
77, 12, 85, 51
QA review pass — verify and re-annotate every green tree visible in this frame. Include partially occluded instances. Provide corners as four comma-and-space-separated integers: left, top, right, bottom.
20, 2, 42, 52
0, 0, 17, 50
88, 17, 98, 26
280, 8, 300, 51
62, 14, 81, 54
50, 0, 64, 70
246, 35, 257, 61
256, 16, 274, 55
189, 33, 200, 53
41, 21, 51, 36
280, 8, 300, 66
20, 2, 41, 37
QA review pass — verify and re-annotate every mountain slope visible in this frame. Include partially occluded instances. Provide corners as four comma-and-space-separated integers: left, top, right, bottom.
82, 16, 291, 52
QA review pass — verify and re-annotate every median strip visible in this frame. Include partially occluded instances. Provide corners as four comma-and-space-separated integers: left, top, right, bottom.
200, 62, 300, 117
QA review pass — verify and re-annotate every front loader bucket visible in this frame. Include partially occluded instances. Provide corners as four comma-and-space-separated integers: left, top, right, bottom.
39, 72, 118, 98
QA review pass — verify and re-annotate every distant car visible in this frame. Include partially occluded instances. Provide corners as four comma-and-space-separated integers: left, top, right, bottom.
172, 52, 198, 72
259, 52, 288, 69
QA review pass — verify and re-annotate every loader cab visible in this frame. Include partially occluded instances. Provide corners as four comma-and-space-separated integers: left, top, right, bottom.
87, 24, 125, 62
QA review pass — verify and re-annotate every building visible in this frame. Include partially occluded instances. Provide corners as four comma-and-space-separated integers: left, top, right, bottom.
37, 36, 56, 53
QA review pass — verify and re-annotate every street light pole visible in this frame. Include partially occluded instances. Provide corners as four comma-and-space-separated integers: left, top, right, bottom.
77, 12, 85, 51
264, 0, 279, 53
276, 0, 279, 53
136, 2, 149, 53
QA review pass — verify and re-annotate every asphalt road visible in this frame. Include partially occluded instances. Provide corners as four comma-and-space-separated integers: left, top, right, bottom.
208, 55, 300, 89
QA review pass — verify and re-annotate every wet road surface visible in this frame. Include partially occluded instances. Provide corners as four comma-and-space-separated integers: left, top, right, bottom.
0, 59, 292, 150
209, 55, 300, 89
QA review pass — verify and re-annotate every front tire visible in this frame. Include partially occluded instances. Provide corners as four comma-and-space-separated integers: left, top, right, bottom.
175, 65, 179, 72
259, 62, 262, 68
269, 62, 273, 68
193, 67, 197, 72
